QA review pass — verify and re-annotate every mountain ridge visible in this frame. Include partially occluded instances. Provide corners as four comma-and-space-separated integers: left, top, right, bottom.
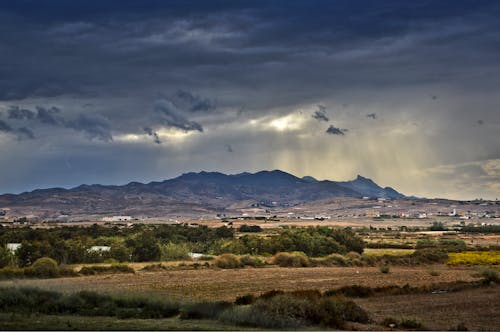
0, 170, 405, 218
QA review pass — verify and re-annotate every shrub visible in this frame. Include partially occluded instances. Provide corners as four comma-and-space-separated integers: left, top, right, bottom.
179, 301, 232, 320
234, 294, 255, 305
238, 225, 263, 233
240, 255, 264, 267
320, 253, 348, 266
318, 296, 370, 327
429, 269, 440, 276
325, 285, 374, 298
140, 263, 167, 272
379, 265, 390, 274
400, 318, 423, 329
411, 248, 448, 264
160, 242, 190, 261
0, 287, 179, 319
479, 267, 499, 285
0, 267, 25, 279
79, 263, 134, 275
251, 293, 316, 328
59, 265, 78, 277
214, 254, 242, 269
29, 257, 59, 278
272, 252, 310, 267
440, 239, 467, 252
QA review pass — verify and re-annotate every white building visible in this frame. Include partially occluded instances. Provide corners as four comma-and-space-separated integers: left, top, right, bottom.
88, 246, 111, 252
7, 243, 21, 253
102, 216, 132, 222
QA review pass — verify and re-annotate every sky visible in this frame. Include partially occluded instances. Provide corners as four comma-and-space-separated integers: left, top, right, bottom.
0, 0, 499, 200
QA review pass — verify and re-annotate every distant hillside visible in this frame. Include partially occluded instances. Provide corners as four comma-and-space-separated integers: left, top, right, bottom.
0, 170, 405, 218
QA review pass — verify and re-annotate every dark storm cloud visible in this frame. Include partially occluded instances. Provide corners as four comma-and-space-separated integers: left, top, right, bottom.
174, 90, 216, 113
7, 106, 35, 120
326, 125, 347, 136
0, 119, 35, 140
312, 105, 329, 122
16, 127, 35, 140
65, 113, 113, 142
0, 120, 13, 133
0, 0, 499, 199
366, 113, 377, 120
36, 106, 64, 125
143, 126, 161, 144
1, 105, 113, 142
154, 99, 203, 132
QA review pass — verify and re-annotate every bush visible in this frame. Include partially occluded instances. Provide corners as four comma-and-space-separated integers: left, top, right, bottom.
251, 293, 317, 328
238, 225, 262, 233
79, 263, 134, 275
379, 265, 390, 274
0, 287, 179, 319
429, 269, 440, 276
59, 265, 78, 277
214, 254, 242, 269
140, 263, 167, 272
318, 296, 370, 327
325, 285, 374, 298
234, 294, 255, 305
240, 255, 264, 267
479, 267, 499, 285
160, 242, 190, 261
272, 252, 310, 267
400, 318, 423, 329
411, 248, 448, 264
29, 257, 59, 278
179, 301, 232, 320
0, 267, 25, 279
316, 253, 347, 266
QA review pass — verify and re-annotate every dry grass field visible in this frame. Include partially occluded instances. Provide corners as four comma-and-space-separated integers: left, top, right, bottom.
356, 286, 500, 330
0, 265, 482, 301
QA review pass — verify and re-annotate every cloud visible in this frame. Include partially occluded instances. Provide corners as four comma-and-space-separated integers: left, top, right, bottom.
16, 127, 35, 140
2, 105, 113, 142
326, 125, 347, 136
154, 99, 203, 132
36, 106, 64, 125
143, 126, 161, 144
0, 119, 35, 140
366, 113, 377, 119
0, 120, 13, 133
65, 113, 113, 142
7, 106, 35, 120
174, 90, 216, 112
312, 105, 329, 122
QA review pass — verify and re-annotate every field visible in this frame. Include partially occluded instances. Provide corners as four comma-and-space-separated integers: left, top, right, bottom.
1, 224, 499, 330
0, 265, 482, 301
1, 264, 499, 330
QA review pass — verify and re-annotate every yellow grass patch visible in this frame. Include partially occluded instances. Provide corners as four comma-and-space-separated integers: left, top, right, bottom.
447, 251, 500, 266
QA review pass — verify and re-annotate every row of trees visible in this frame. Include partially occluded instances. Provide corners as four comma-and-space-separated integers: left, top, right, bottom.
0, 224, 365, 267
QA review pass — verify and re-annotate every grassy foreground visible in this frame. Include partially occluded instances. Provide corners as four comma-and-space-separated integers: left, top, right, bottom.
0, 313, 250, 331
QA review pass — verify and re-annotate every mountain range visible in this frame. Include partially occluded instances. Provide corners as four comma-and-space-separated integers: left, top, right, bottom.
0, 170, 404, 218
